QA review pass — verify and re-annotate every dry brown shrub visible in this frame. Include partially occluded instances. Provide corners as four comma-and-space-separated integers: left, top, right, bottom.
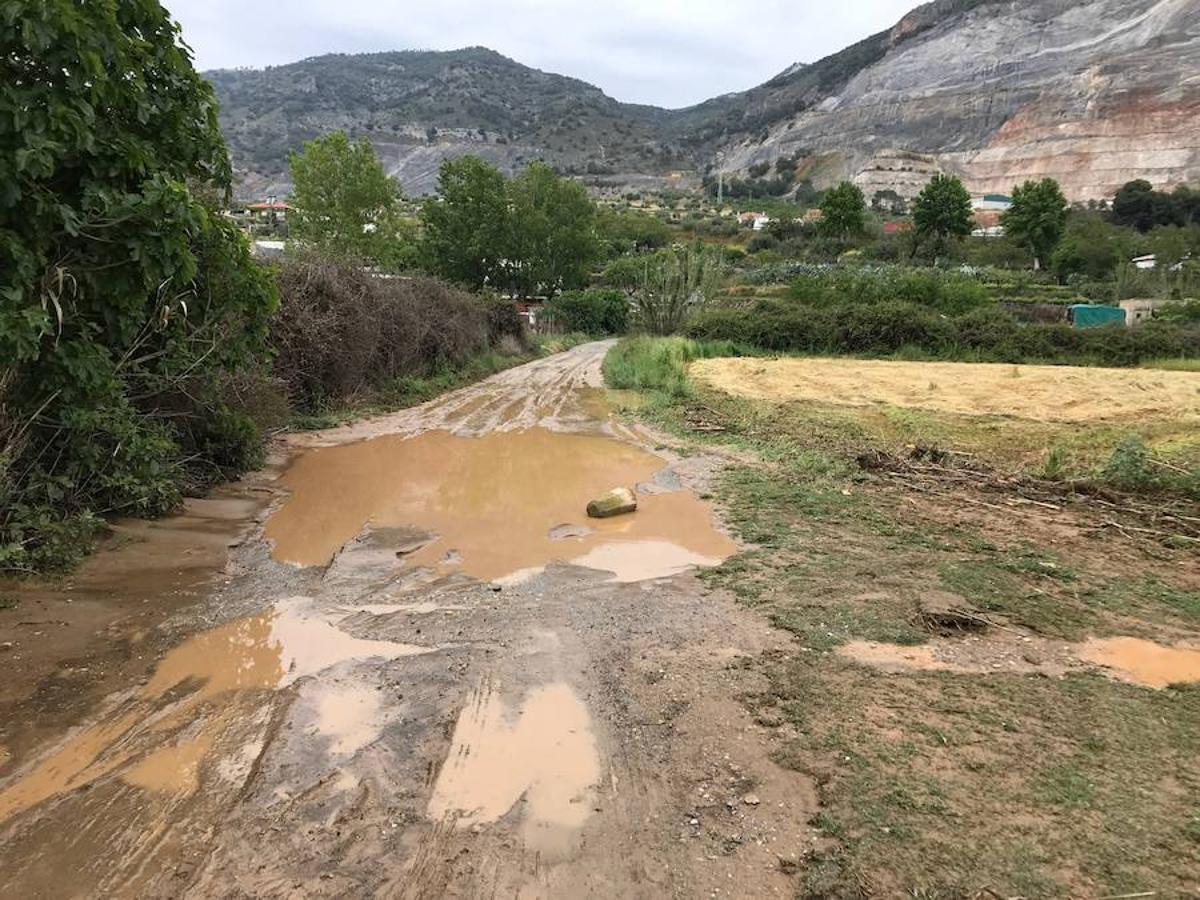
271, 254, 490, 410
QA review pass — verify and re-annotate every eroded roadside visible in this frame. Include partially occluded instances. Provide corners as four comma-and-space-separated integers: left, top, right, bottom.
0, 342, 817, 898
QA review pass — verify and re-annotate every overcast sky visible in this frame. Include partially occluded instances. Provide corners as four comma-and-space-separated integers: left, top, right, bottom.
164, 1, 920, 109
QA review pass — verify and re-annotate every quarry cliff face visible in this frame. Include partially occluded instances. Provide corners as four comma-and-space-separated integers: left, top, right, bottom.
212, 0, 1199, 200
723, 0, 1200, 199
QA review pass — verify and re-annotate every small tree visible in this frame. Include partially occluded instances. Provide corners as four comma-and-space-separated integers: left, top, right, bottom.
288, 131, 411, 268
633, 245, 725, 335
419, 156, 511, 290
820, 181, 867, 239
507, 162, 600, 296
1002, 178, 1068, 270
912, 174, 974, 262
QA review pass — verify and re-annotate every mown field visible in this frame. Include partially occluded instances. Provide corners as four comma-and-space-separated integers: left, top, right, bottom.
605, 338, 1200, 898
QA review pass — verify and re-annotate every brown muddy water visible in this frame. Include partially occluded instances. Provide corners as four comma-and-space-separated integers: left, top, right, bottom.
1080, 636, 1200, 688
0, 598, 431, 824
265, 427, 737, 583
428, 677, 601, 859
840, 635, 1200, 689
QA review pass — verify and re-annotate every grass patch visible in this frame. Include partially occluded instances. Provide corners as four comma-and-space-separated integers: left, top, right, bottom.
601, 335, 752, 399
765, 659, 1200, 898
1143, 357, 1200, 371
607, 336, 1200, 896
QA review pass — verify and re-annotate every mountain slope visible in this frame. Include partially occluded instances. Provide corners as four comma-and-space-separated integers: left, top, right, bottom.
209, 0, 1200, 200
208, 47, 683, 197
714, 0, 1200, 199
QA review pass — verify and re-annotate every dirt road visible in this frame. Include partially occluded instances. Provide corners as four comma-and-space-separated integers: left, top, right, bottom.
0, 342, 816, 898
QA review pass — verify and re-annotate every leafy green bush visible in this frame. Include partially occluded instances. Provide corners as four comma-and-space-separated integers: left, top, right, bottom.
1101, 437, 1199, 497
544, 289, 629, 335
482, 294, 528, 348
1, 3, 279, 572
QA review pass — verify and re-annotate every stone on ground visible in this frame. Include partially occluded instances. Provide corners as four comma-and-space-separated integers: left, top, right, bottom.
587, 487, 638, 519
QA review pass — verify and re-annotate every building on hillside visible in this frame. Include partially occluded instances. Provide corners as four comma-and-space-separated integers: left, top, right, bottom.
972, 225, 1006, 238
972, 194, 1013, 212
1131, 254, 1157, 270
248, 198, 290, 221
803, 208, 824, 224
1119, 297, 1175, 327
882, 220, 912, 235
738, 212, 771, 231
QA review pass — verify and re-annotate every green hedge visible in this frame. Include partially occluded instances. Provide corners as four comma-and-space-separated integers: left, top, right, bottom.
687, 299, 1200, 366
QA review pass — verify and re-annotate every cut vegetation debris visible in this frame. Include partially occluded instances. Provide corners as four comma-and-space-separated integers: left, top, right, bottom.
690, 357, 1200, 423
605, 337, 1200, 897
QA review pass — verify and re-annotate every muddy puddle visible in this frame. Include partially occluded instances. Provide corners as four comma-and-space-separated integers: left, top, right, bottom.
265, 427, 736, 583
428, 678, 601, 858
840, 635, 1200, 689
0, 598, 431, 823
1080, 637, 1200, 688
0, 492, 266, 713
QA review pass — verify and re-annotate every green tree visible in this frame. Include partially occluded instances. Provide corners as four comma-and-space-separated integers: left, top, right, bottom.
912, 174, 974, 262
597, 208, 672, 256
507, 162, 600, 296
633, 244, 726, 335
1050, 213, 1133, 281
1, 0, 277, 572
419, 156, 511, 289
1002, 178, 1068, 270
288, 131, 412, 268
1111, 180, 1165, 233
820, 181, 867, 239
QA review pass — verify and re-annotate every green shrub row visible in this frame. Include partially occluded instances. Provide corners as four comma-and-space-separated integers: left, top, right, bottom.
687, 299, 1200, 366
786, 268, 992, 315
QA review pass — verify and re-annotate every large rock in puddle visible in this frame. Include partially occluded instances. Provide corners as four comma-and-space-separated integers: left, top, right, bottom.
587, 487, 637, 519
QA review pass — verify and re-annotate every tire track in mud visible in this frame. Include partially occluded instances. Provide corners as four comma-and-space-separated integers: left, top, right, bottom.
0, 342, 818, 898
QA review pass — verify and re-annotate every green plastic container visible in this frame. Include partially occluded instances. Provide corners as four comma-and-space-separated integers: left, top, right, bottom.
1068, 304, 1126, 329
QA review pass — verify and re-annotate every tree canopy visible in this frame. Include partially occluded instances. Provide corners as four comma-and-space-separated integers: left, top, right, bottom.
420, 156, 600, 296
420, 156, 511, 290
507, 162, 599, 296
1002, 178, 1068, 269
288, 131, 413, 268
1111, 180, 1200, 232
819, 182, 867, 239
912, 174, 973, 260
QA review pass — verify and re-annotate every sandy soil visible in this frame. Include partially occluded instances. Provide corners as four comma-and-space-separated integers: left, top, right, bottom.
691, 357, 1200, 423
0, 342, 816, 898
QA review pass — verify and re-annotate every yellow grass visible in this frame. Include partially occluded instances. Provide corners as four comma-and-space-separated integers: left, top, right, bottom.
690, 357, 1200, 424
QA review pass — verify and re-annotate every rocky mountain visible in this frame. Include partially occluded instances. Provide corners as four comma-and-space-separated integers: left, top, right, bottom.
208, 47, 684, 198
209, 0, 1200, 201
716, 0, 1200, 200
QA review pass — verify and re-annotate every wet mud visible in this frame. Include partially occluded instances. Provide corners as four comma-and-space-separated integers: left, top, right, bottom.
1079, 636, 1200, 688
1, 342, 808, 899
428, 678, 601, 859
